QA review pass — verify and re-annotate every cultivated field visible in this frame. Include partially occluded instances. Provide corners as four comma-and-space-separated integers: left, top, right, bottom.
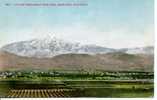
7, 89, 76, 98
0, 70, 154, 98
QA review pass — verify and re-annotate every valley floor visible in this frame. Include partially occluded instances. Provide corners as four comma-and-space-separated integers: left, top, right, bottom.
0, 70, 154, 98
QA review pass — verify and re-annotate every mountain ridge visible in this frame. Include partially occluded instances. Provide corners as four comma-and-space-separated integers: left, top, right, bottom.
0, 50, 153, 72
0, 37, 153, 58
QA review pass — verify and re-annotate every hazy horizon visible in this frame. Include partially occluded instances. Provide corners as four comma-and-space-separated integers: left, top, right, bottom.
0, 0, 154, 49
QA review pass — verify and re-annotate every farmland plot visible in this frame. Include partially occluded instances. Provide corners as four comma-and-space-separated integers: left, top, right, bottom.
7, 89, 76, 98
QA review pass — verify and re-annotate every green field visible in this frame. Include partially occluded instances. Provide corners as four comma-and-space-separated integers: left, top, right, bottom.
0, 70, 154, 98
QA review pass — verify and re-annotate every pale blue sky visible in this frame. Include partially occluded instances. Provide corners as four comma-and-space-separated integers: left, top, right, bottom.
0, 0, 154, 48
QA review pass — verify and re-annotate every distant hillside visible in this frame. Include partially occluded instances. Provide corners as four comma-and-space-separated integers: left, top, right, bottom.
0, 51, 153, 72
1, 37, 153, 58
1, 37, 115, 58
119, 46, 154, 55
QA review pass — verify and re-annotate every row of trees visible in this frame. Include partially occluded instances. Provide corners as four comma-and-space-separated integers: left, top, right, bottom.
0, 71, 154, 80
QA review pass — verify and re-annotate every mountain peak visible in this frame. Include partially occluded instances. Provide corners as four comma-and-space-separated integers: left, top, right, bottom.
1, 37, 115, 58
0, 36, 153, 58
34, 35, 61, 43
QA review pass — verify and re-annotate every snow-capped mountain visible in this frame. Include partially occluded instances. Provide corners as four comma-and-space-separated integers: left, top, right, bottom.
1, 36, 116, 58
0, 36, 153, 58
119, 46, 154, 55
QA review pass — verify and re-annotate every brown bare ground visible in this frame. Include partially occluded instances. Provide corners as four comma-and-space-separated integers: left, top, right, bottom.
0, 51, 153, 72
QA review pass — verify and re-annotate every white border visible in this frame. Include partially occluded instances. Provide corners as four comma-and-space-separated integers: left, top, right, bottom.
154, 0, 157, 99
154, 0, 157, 100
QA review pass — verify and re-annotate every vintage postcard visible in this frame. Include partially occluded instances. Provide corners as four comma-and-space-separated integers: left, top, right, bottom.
0, 0, 154, 98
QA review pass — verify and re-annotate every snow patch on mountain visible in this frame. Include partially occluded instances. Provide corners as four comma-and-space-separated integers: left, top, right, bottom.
119, 46, 154, 55
1, 36, 116, 58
